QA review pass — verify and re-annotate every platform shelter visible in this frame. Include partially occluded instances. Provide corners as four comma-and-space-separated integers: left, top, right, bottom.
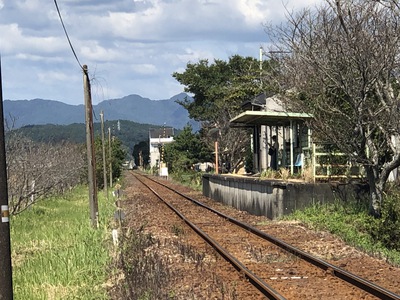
230, 93, 313, 175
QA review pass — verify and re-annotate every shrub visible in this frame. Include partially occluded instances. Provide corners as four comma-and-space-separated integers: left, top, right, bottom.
367, 192, 400, 251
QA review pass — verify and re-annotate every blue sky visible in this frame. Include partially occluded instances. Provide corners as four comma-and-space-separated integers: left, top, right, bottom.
0, 0, 321, 105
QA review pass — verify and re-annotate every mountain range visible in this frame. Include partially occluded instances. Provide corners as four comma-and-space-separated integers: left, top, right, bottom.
4, 93, 196, 130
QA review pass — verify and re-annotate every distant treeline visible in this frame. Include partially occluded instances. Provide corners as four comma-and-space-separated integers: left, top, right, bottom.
9, 120, 176, 166
14, 120, 150, 146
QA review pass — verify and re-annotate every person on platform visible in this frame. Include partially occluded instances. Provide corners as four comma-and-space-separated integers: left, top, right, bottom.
268, 135, 278, 170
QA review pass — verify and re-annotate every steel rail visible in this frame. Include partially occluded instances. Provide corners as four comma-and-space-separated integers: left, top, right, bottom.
135, 174, 287, 300
141, 173, 400, 300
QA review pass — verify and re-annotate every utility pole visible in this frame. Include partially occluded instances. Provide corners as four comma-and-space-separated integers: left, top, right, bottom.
0, 57, 13, 299
108, 127, 113, 189
83, 65, 99, 228
99, 111, 108, 199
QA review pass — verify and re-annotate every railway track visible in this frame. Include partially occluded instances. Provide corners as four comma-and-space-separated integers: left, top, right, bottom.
132, 171, 400, 300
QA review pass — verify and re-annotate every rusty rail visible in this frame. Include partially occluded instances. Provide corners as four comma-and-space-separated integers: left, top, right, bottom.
140, 172, 400, 300
135, 173, 287, 300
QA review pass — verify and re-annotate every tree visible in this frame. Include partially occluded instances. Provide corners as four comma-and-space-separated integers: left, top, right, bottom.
95, 136, 126, 189
173, 55, 274, 172
6, 132, 85, 214
268, 0, 400, 216
132, 140, 149, 169
164, 124, 212, 172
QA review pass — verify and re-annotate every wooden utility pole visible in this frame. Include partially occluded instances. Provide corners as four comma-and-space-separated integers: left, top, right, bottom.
99, 111, 108, 198
0, 57, 13, 300
83, 65, 99, 228
108, 127, 113, 189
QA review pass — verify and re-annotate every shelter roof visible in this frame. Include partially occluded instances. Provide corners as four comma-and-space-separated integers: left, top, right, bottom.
230, 110, 313, 127
231, 93, 313, 127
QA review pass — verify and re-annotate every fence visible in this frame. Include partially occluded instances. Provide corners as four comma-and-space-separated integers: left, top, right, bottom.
301, 143, 364, 182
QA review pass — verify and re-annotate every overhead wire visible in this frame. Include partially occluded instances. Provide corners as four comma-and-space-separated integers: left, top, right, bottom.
53, 0, 105, 114
53, 0, 83, 70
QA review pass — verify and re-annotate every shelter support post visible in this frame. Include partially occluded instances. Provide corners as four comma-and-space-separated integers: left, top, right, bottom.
260, 125, 267, 171
290, 120, 294, 174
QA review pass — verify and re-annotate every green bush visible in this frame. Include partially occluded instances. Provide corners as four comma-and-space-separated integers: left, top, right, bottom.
170, 170, 203, 191
367, 193, 400, 251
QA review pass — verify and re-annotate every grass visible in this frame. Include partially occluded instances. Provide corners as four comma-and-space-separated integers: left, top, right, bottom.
10, 185, 114, 300
164, 170, 204, 191
283, 200, 400, 265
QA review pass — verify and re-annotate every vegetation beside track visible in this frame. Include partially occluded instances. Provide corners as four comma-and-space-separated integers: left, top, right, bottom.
168, 170, 204, 191
11, 185, 114, 300
283, 190, 400, 266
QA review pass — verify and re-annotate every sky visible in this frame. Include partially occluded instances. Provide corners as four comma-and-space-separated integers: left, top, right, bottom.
0, 0, 321, 105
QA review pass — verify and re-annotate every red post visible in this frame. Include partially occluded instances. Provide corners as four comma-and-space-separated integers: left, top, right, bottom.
215, 140, 219, 174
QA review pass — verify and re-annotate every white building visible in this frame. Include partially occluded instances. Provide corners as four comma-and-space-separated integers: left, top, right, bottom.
149, 127, 174, 168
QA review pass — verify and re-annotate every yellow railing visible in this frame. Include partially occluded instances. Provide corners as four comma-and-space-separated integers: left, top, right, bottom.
305, 143, 364, 182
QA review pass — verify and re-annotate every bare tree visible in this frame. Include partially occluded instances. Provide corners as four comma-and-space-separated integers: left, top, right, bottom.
202, 114, 250, 174
267, 0, 400, 216
6, 132, 85, 214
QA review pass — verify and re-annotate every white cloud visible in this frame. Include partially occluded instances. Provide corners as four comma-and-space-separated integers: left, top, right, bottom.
0, 0, 323, 104
15, 0, 43, 10
37, 70, 70, 82
131, 63, 158, 75
176, 47, 215, 64
0, 23, 67, 56
236, 0, 273, 26
80, 42, 123, 62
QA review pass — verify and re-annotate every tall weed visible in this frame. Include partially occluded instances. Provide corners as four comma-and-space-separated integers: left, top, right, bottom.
114, 230, 171, 299
11, 186, 113, 300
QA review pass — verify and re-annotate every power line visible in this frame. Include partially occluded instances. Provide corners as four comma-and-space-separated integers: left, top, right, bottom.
53, 0, 83, 70
54, 0, 97, 106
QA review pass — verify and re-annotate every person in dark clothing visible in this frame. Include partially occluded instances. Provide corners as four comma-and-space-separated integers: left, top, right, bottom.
268, 135, 278, 170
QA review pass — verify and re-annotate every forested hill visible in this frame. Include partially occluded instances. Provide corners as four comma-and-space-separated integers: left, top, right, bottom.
14, 120, 166, 156
4, 93, 196, 130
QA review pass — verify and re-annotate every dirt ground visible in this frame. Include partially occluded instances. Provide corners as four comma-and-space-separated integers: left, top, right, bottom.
110, 172, 400, 299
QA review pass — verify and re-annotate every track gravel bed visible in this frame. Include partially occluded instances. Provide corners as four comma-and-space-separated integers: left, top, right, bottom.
113, 171, 400, 299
